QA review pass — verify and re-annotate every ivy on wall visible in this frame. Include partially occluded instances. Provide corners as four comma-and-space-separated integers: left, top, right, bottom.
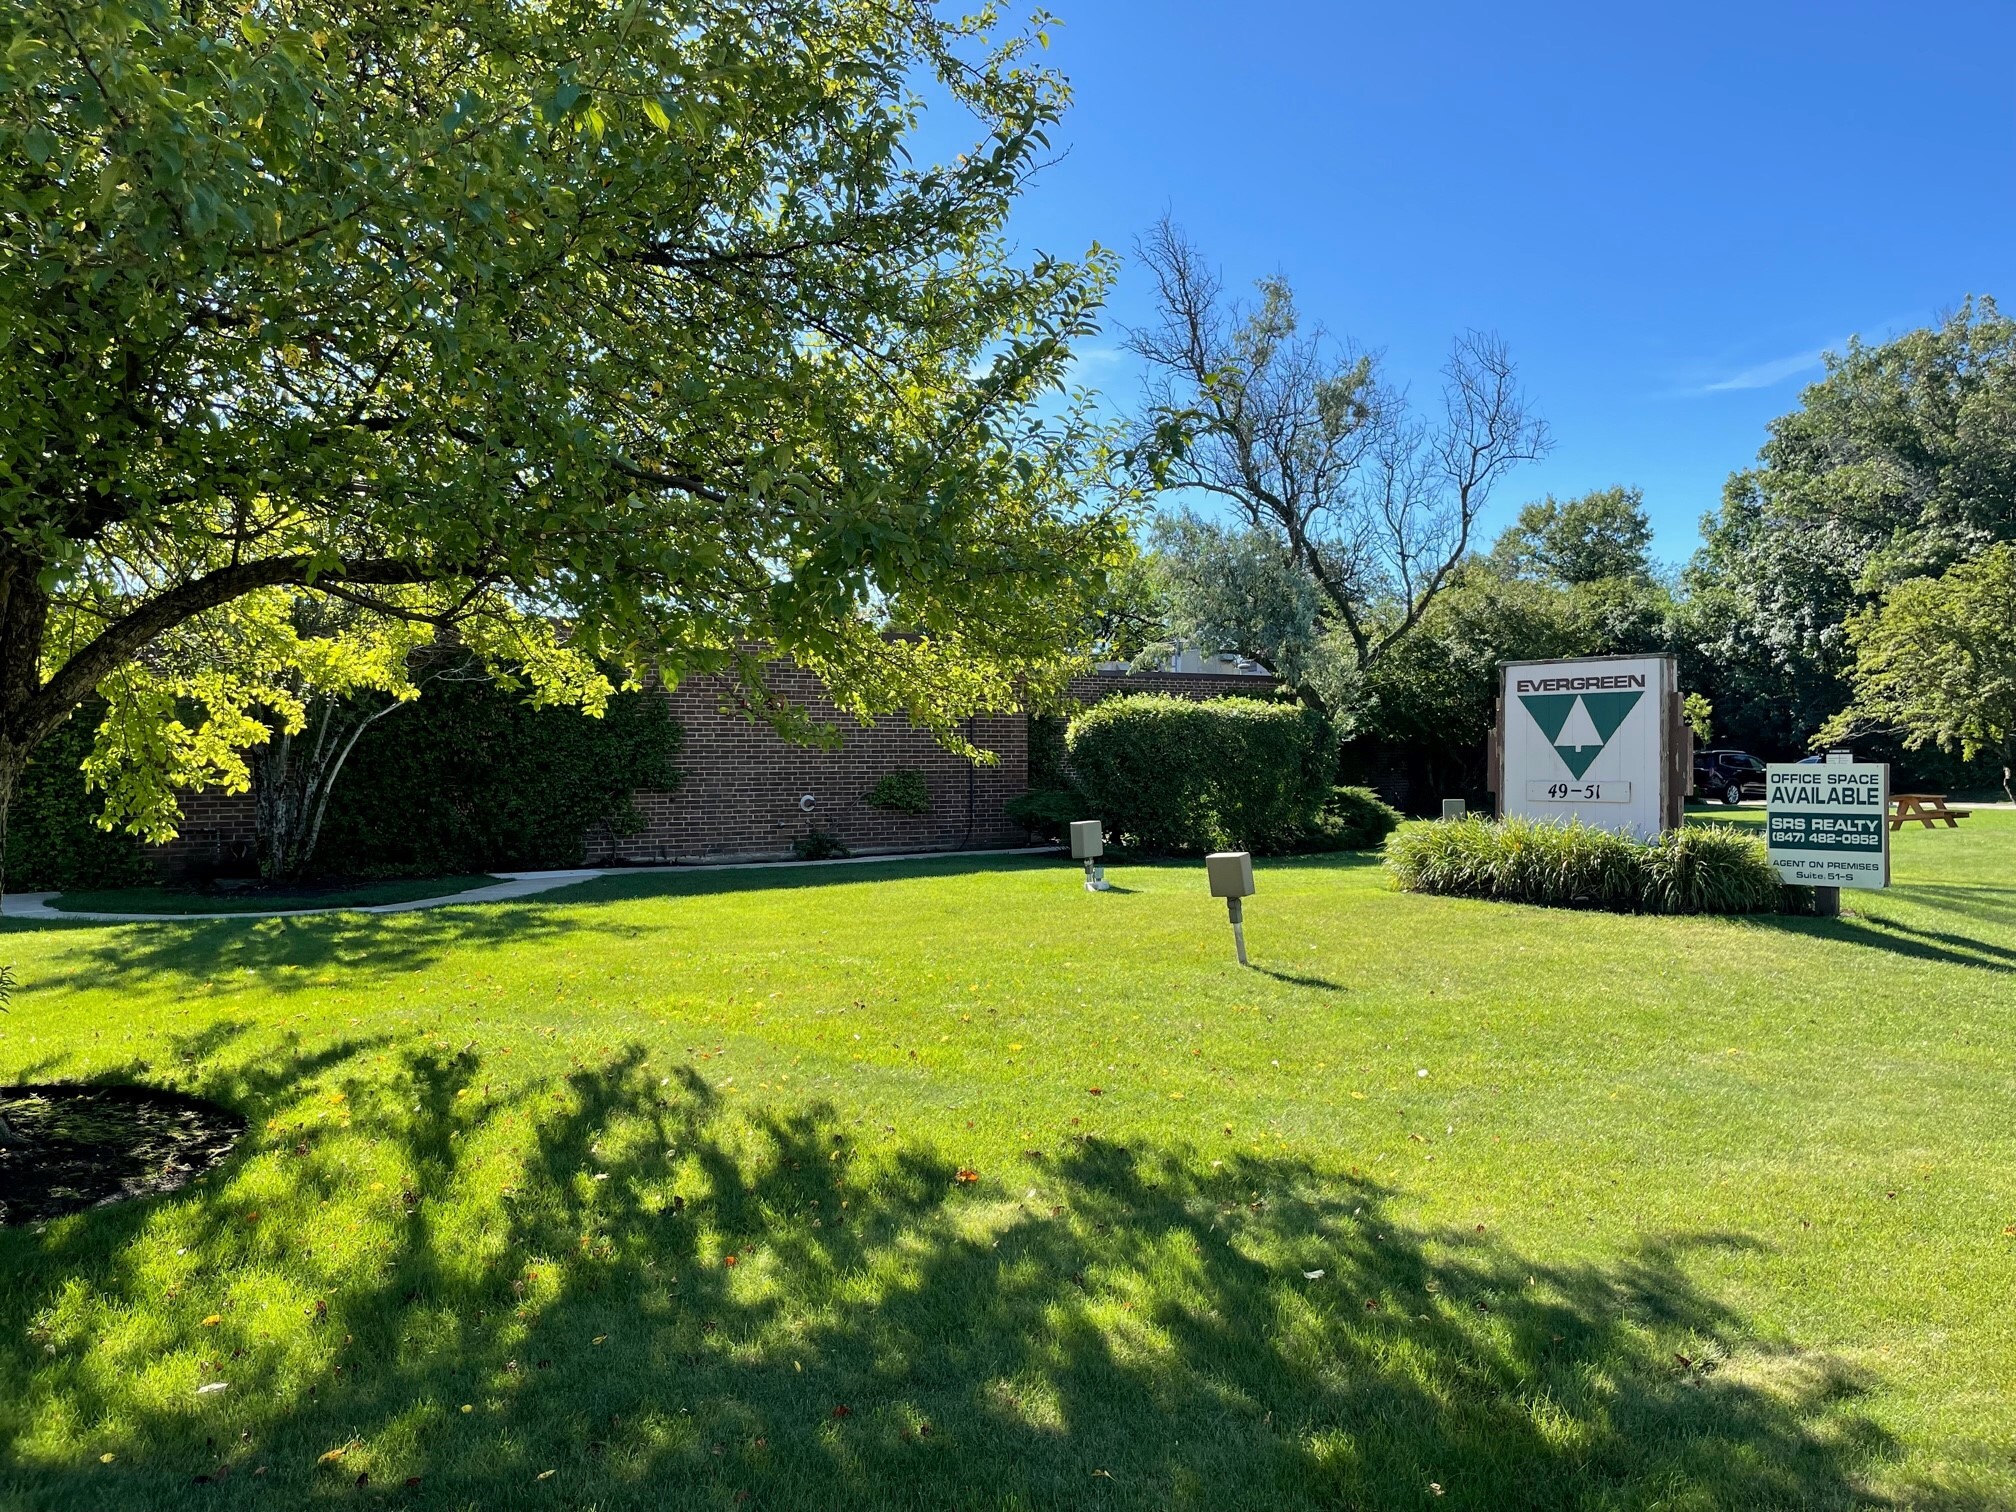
5, 709, 155, 891
862, 769, 931, 815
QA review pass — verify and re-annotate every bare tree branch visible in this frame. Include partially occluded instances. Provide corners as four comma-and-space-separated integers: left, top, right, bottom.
1125, 219, 1550, 676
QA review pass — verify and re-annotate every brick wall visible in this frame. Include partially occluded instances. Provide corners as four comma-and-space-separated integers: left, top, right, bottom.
153, 790, 260, 875
142, 664, 1278, 875
598, 665, 1027, 864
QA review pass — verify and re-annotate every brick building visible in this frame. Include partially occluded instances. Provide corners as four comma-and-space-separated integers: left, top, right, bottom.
153, 661, 1277, 873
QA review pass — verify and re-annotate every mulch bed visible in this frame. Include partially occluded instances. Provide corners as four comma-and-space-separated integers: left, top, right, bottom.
0, 1084, 245, 1225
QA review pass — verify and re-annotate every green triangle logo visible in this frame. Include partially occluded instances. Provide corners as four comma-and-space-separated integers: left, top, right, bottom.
1518, 690, 1643, 780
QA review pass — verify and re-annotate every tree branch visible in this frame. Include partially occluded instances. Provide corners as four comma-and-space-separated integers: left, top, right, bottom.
23, 556, 432, 746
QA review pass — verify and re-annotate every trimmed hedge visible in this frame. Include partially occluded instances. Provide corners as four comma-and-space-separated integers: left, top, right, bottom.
312, 679, 682, 877
1064, 695, 1339, 854
1385, 815, 1801, 915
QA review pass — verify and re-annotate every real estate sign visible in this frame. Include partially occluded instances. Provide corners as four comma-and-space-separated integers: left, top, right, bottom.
1765, 763, 1889, 889
1495, 655, 1682, 836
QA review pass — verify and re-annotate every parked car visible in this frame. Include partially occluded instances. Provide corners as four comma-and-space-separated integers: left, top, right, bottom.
1694, 749, 1768, 805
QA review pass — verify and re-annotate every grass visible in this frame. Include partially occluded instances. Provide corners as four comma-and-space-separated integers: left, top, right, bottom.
48, 875, 504, 915
2, 817, 2014, 1509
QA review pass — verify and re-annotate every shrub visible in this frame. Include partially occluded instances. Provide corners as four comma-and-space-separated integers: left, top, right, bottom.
1307, 786, 1403, 851
1385, 815, 1797, 915
1002, 787, 1081, 842
862, 769, 930, 815
792, 827, 851, 861
1065, 695, 1337, 854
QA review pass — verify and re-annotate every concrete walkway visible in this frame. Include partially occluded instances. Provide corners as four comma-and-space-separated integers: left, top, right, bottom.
1, 846, 1056, 925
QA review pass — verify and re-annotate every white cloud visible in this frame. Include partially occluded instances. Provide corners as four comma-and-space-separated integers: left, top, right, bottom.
1696, 347, 1830, 393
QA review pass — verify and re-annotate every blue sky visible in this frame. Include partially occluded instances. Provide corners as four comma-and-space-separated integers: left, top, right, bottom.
987, 0, 2016, 563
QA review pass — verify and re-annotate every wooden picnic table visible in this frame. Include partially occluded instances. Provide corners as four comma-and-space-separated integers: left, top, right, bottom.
1889, 793, 1974, 831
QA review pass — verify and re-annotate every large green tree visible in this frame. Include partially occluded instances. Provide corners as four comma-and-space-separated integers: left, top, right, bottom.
1355, 538, 1676, 802
1820, 545, 2016, 801
1686, 299, 2016, 751
0, 0, 1124, 891
1489, 486, 1655, 586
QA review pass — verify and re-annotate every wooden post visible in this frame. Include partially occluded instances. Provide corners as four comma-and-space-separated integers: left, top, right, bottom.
1486, 701, 1502, 819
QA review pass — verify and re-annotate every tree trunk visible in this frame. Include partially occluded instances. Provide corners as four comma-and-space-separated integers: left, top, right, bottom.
0, 756, 21, 1146
252, 692, 403, 882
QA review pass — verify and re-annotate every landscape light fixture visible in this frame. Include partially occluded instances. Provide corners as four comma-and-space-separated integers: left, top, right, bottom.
1206, 851, 1255, 966
1070, 820, 1109, 891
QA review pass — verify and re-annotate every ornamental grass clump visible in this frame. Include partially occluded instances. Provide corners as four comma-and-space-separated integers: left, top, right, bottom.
1386, 815, 1796, 915
1640, 824, 1805, 914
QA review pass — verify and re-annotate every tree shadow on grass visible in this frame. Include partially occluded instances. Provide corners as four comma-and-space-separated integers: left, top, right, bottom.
1853, 915, 2016, 967
541, 852, 1058, 906
12, 855, 1067, 999
1735, 913, 2016, 975
0, 1040, 1944, 1511
16, 899, 613, 998
1897, 884, 2016, 933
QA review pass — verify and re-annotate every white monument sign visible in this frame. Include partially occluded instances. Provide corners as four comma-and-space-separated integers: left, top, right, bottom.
1495, 655, 1681, 836
1765, 762, 1889, 889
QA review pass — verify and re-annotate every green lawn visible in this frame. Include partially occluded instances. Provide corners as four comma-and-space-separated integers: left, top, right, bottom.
2, 819, 2013, 1509
48, 875, 504, 915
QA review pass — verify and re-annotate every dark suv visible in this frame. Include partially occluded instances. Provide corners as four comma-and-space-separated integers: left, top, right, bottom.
1694, 749, 1767, 805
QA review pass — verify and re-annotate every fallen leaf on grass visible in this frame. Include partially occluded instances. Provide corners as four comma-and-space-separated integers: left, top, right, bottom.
197, 1382, 228, 1395
1086, 1087, 1103, 1096
723, 1254, 739, 1268
202, 1314, 223, 1327
537, 1469, 555, 1481
954, 1169, 979, 1184
830, 1405, 852, 1419
592, 1334, 608, 1345
99, 1454, 114, 1465
317, 1447, 347, 1464
1303, 1269, 1325, 1280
